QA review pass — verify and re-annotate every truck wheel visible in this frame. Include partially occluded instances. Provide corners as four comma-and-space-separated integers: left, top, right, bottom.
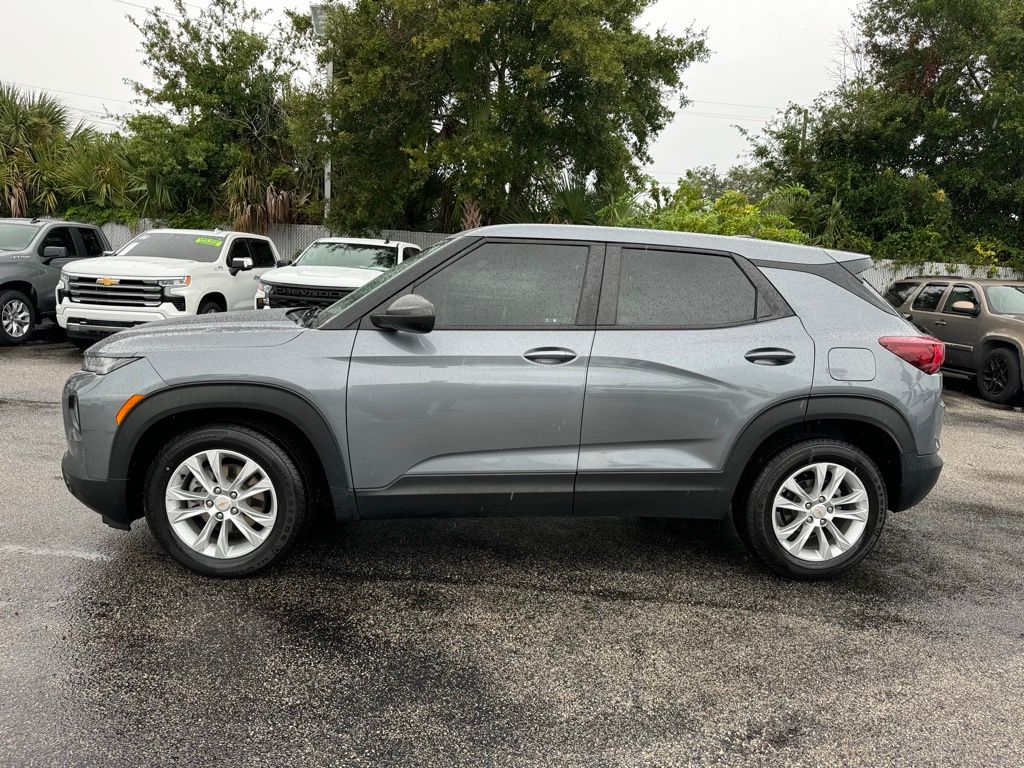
743, 439, 887, 579
977, 347, 1022, 405
143, 424, 309, 577
198, 299, 223, 314
0, 289, 36, 345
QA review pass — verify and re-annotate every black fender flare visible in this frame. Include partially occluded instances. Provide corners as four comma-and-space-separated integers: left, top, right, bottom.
110, 382, 355, 518
722, 394, 917, 491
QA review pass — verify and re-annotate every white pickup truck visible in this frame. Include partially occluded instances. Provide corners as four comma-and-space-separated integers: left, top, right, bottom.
255, 237, 421, 310
57, 228, 282, 348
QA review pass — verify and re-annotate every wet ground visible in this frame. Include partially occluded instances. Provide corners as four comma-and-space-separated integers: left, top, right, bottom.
1, 336, 1022, 767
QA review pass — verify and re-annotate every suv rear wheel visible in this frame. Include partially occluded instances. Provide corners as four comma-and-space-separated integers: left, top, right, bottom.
143, 424, 309, 577
743, 439, 887, 578
977, 347, 1022, 405
0, 289, 35, 345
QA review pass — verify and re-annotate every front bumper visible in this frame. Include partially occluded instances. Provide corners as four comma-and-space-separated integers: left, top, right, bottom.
892, 451, 943, 511
56, 301, 188, 338
62, 451, 132, 530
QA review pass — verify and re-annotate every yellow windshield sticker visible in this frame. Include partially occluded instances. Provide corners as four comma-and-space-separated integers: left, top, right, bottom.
194, 236, 223, 246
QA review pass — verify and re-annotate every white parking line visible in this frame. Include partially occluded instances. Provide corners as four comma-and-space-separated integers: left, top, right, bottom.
0, 544, 111, 561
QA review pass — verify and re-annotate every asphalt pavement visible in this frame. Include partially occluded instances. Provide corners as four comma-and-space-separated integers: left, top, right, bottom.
1, 335, 1022, 767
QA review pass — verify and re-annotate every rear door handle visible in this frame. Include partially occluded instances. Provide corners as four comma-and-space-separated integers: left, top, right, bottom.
523, 347, 577, 365
745, 348, 796, 366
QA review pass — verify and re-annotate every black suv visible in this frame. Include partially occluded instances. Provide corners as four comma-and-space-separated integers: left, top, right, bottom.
0, 218, 110, 344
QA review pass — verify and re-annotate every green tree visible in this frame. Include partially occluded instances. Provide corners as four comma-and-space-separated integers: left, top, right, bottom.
128, 0, 317, 228
317, 0, 708, 233
749, 0, 1024, 266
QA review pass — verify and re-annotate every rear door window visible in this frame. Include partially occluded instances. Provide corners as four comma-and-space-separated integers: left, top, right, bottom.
77, 228, 106, 256
614, 248, 756, 327
883, 281, 918, 307
911, 283, 949, 312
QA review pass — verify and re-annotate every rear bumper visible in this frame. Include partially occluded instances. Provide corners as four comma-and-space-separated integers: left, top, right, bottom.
893, 451, 943, 512
61, 452, 133, 530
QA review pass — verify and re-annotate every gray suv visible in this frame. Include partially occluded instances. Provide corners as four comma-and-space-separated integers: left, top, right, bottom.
0, 218, 110, 344
61, 225, 945, 578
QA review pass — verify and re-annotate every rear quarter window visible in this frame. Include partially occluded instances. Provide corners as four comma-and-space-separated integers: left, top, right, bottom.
883, 281, 918, 308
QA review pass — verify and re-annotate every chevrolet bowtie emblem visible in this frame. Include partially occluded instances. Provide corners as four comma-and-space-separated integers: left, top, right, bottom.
97, 277, 119, 286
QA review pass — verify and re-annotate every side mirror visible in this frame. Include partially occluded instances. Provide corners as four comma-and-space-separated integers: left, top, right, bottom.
230, 256, 254, 272
43, 245, 68, 261
102, 250, 115, 257
371, 294, 435, 334
950, 300, 980, 317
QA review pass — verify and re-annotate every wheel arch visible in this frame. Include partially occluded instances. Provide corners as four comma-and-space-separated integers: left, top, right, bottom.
0, 280, 38, 307
725, 396, 913, 528
112, 383, 355, 523
199, 292, 227, 311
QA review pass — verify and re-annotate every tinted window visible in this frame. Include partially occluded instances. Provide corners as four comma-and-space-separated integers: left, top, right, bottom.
402, 246, 421, 262
414, 242, 588, 327
616, 248, 755, 327
911, 283, 949, 312
248, 239, 276, 267
77, 228, 106, 256
942, 284, 979, 313
883, 281, 918, 307
227, 239, 252, 263
39, 226, 77, 257
118, 232, 226, 262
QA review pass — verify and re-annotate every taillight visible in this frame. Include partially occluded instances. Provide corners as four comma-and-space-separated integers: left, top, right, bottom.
879, 336, 945, 374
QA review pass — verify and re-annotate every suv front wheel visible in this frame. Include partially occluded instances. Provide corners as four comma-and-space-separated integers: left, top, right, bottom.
743, 439, 887, 578
143, 424, 309, 577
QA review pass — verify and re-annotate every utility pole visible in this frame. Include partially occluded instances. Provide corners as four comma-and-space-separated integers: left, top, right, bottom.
311, 4, 331, 224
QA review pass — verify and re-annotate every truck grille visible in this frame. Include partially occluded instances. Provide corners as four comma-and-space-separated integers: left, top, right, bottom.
266, 284, 352, 309
68, 276, 164, 307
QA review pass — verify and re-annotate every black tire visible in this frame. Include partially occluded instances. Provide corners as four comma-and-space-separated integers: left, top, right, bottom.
0, 289, 36, 345
977, 347, 1022, 405
743, 439, 887, 579
198, 298, 223, 314
143, 424, 309, 577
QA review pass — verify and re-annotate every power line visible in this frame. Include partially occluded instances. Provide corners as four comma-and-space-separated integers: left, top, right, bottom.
5, 80, 134, 105
689, 98, 778, 111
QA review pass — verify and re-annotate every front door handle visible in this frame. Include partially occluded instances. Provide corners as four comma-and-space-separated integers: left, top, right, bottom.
745, 348, 796, 366
934, 319, 947, 326
523, 347, 577, 365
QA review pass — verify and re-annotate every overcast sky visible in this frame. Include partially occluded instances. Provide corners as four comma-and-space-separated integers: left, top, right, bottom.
1, 0, 860, 179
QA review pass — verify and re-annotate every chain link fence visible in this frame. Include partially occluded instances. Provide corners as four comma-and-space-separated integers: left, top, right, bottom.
99, 220, 449, 260
861, 259, 1022, 290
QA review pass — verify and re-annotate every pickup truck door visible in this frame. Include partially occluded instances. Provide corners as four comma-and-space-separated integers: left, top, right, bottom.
223, 238, 275, 310
35, 225, 83, 315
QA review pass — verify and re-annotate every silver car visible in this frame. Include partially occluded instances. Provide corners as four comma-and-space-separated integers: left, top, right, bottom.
61, 225, 945, 578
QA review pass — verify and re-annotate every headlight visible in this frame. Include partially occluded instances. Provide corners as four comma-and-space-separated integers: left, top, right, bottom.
257, 282, 272, 293
57, 272, 68, 290
82, 355, 139, 375
157, 276, 191, 287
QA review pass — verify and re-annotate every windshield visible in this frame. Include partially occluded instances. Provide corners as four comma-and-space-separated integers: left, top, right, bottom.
296, 241, 398, 271
985, 284, 1024, 315
116, 232, 226, 262
0, 223, 41, 251
312, 237, 459, 328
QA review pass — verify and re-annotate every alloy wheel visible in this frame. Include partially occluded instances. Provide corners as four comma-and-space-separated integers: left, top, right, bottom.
771, 462, 870, 562
982, 356, 1009, 395
164, 449, 278, 559
1, 299, 31, 339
